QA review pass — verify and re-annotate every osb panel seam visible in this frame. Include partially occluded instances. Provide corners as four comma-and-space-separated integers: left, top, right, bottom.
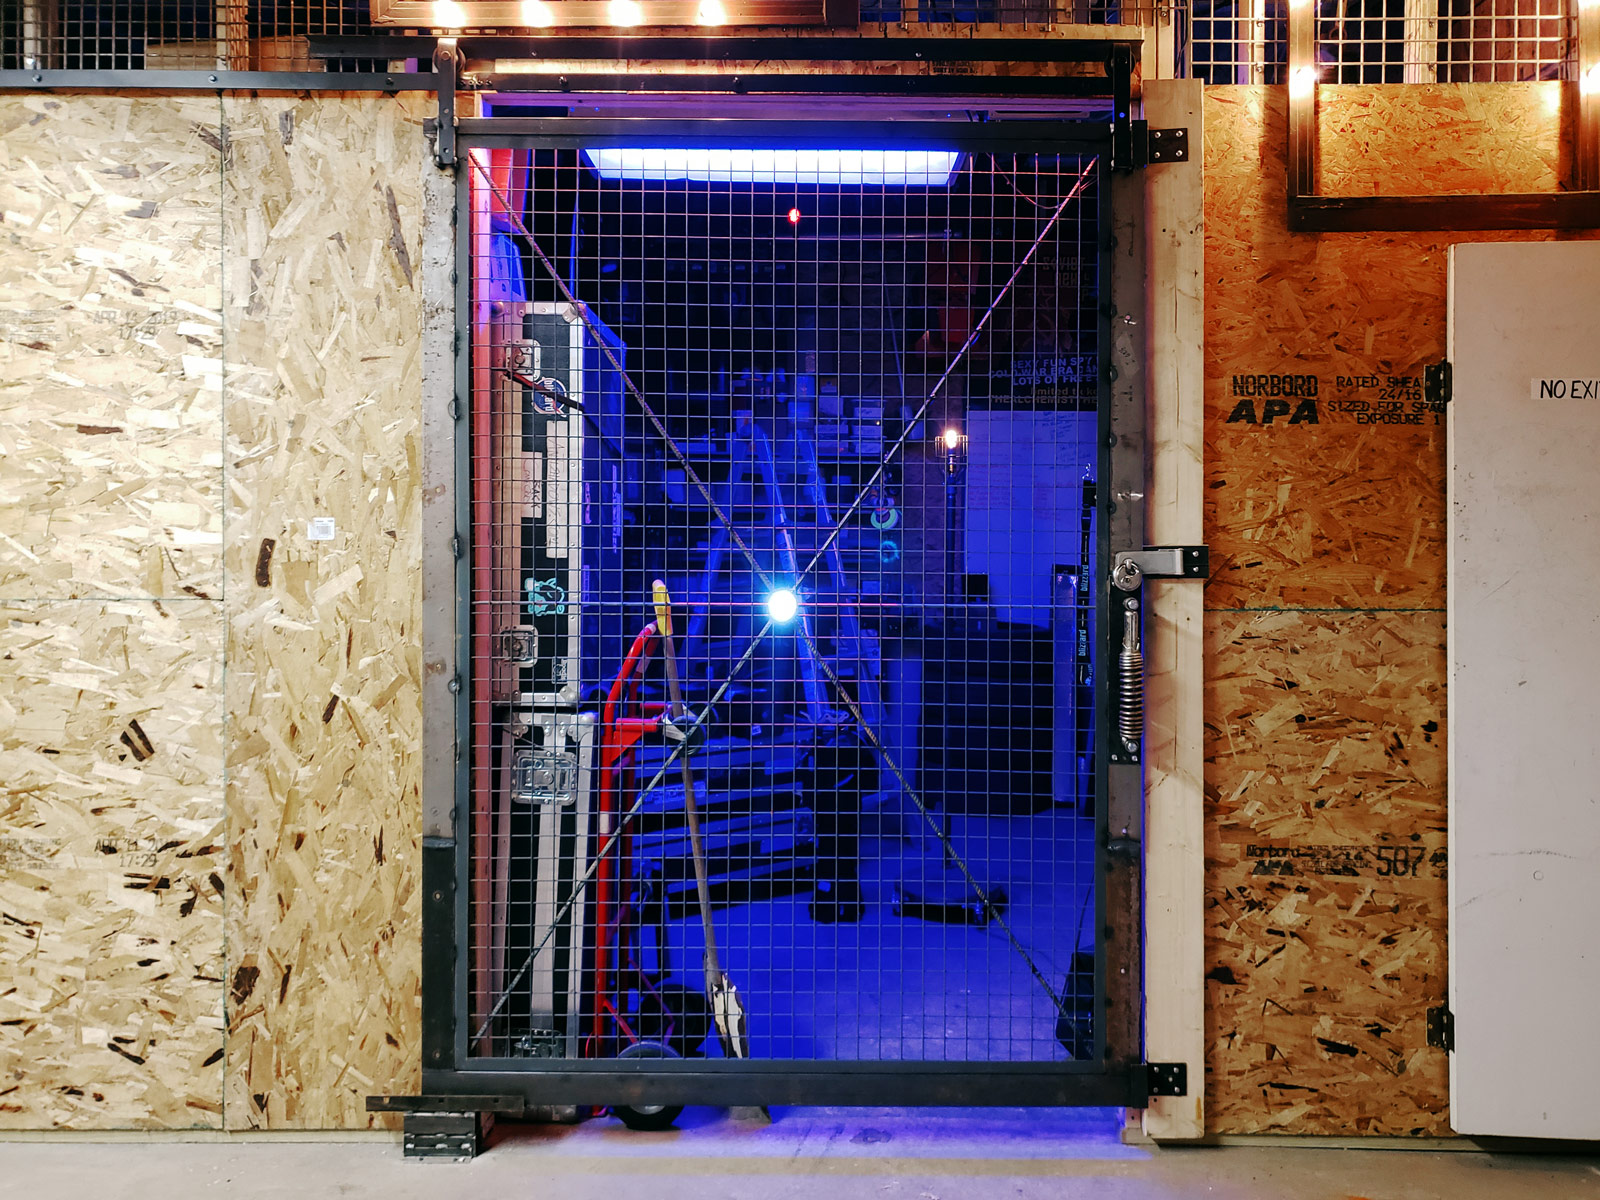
220, 92, 425, 1130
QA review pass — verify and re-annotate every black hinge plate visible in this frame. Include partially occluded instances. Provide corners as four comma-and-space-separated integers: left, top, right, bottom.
1425, 359, 1451, 411
1427, 1005, 1454, 1052
1131, 123, 1191, 168
402, 1112, 485, 1159
1145, 1061, 1189, 1098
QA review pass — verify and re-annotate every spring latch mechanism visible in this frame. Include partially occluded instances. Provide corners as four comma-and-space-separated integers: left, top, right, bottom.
1118, 598, 1144, 752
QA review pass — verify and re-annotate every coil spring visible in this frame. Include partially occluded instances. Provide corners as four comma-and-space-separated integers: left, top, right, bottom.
1118, 608, 1144, 745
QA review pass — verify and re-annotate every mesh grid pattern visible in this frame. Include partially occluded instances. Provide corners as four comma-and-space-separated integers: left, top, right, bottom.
0, 0, 382, 71
463, 141, 1104, 1068
1186, 0, 1575, 83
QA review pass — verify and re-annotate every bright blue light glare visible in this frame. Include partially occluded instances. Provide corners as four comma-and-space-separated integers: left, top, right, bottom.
582, 148, 962, 187
766, 588, 800, 624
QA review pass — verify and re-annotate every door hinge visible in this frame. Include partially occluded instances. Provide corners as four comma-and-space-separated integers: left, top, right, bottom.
1130, 123, 1191, 168
1144, 1061, 1189, 1098
451, 533, 463, 560
432, 39, 460, 170
1112, 545, 1210, 591
1427, 1005, 1454, 1052
1425, 359, 1451, 411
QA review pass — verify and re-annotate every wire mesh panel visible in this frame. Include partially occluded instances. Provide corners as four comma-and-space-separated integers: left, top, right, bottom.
1185, 0, 1575, 82
460, 135, 1107, 1081
0, 0, 381, 71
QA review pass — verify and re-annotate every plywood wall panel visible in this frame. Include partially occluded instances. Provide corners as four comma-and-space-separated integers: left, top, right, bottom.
0, 599, 224, 1128
1317, 83, 1566, 197
1204, 610, 1447, 1135
1201, 84, 1598, 1136
0, 97, 223, 601
220, 94, 426, 1130
1203, 88, 1450, 613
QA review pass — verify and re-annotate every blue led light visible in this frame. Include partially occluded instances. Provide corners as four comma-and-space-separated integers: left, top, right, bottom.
766, 588, 800, 624
582, 148, 962, 187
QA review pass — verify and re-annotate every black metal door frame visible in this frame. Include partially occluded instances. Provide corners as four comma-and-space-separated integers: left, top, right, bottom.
420, 105, 1162, 1113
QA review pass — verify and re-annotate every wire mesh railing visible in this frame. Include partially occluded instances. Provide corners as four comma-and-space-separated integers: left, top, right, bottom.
1185, 0, 1577, 83
0, 0, 385, 72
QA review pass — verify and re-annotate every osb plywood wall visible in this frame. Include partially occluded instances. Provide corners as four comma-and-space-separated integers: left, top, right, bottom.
220, 93, 426, 1130
0, 96, 227, 1130
1202, 82, 1597, 1135
0, 93, 425, 1129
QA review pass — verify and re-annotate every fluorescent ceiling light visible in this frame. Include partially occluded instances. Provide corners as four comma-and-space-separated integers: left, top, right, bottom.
582, 148, 962, 187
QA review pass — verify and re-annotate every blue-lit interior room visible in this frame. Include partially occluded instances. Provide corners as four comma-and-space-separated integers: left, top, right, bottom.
466, 140, 1105, 1102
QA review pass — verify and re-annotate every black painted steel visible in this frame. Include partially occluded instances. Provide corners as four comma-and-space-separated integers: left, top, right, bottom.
0, 68, 433, 90
422, 1063, 1152, 1107
436, 115, 1146, 1117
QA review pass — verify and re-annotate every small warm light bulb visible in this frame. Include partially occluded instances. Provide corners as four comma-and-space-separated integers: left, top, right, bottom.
766, 588, 799, 625
696, 0, 727, 22
608, 0, 644, 24
942, 428, 961, 451
788, 207, 802, 225
522, 0, 555, 24
1288, 65, 1317, 100
432, 0, 467, 26
1584, 63, 1600, 96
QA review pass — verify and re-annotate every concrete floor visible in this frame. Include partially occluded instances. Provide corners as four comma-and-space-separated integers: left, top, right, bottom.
7, 1107, 1598, 1200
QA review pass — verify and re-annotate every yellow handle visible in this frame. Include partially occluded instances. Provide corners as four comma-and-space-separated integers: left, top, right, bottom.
652, 580, 673, 639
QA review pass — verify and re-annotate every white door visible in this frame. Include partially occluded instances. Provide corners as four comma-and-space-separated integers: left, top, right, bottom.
1448, 240, 1600, 1139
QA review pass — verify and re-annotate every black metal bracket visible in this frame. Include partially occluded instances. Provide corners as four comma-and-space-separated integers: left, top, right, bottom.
1424, 360, 1451, 412
1112, 546, 1209, 590
402, 1112, 487, 1159
1143, 1061, 1188, 1098
1130, 124, 1190, 168
1109, 42, 1134, 170
1427, 1005, 1454, 1053
433, 38, 462, 169
370, 1092, 524, 1158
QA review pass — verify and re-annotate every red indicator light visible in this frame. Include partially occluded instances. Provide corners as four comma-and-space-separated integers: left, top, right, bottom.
788, 207, 802, 225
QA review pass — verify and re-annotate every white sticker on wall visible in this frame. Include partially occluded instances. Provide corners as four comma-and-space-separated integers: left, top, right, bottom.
307, 517, 337, 541
1532, 378, 1600, 401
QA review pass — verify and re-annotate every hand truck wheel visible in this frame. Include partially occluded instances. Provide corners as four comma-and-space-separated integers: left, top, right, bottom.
635, 982, 715, 1058
612, 1041, 683, 1131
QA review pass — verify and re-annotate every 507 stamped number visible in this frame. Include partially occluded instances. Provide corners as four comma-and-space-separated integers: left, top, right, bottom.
1373, 845, 1427, 877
